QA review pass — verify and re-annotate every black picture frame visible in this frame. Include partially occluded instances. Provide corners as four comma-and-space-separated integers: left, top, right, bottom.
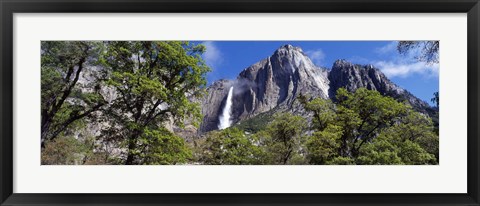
1, 0, 479, 205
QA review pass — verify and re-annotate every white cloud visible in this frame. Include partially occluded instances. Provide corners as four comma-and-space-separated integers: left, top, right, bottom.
305, 49, 326, 66
374, 60, 439, 78
202, 41, 222, 68
375, 41, 398, 55
372, 41, 439, 78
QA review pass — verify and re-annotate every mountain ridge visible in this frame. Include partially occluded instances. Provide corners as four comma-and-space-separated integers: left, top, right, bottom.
198, 44, 434, 133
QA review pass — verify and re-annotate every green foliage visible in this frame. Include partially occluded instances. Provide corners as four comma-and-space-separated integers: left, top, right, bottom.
335, 88, 408, 158
302, 88, 439, 165
398, 140, 436, 164
193, 87, 438, 165
137, 127, 192, 165
195, 113, 311, 165
41, 41, 106, 145
102, 41, 209, 127
301, 97, 336, 131
261, 113, 308, 165
41, 41, 210, 165
327, 156, 355, 165
100, 41, 210, 164
197, 128, 265, 165
41, 67, 63, 109
234, 110, 275, 133
356, 137, 403, 165
41, 136, 91, 165
354, 112, 438, 165
381, 111, 439, 160
306, 124, 343, 164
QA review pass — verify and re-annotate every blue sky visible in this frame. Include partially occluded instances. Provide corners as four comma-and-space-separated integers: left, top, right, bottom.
196, 41, 439, 106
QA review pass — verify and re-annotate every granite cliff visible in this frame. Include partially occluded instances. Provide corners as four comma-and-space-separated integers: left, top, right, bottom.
198, 45, 433, 133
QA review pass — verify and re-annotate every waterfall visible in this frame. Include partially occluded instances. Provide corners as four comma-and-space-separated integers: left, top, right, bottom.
218, 86, 234, 130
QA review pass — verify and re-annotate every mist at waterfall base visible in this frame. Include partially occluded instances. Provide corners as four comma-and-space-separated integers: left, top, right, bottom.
218, 86, 234, 130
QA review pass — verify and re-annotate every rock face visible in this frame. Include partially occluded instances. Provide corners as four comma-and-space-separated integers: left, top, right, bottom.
199, 79, 234, 132
200, 45, 330, 132
199, 45, 433, 133
328, 59, 431, 113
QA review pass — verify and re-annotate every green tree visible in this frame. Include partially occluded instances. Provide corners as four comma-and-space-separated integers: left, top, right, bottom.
302, 88, 439, 165
356, 136, 403, 165
41, 41, 106, 147
335, 88, 408, 158
137, 127, 192, 165
379, 111, 439, 162
327, 156, 355, 165
100, 41, 210, 164
353, 110, 438, 165
356, 127, 437, 165
41, 134, 102, 165
299, 96, 336, 131
41, 136, 89, 165
306, 124, 342, 164
197, 128, 265, 165
261, 113, 307, 165
397, 140, 436, 164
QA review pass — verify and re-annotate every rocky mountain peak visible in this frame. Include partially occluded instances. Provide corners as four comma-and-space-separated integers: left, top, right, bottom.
332, 59, 376, 72
332, 59, 354, 68
273, 44, 307, 58
328, 59, 431, 114
200, 44, 330, 132
267, 44, 320, 75
276, 44, 304, 53
198, 47, 433, 133
329, 59, 401, 95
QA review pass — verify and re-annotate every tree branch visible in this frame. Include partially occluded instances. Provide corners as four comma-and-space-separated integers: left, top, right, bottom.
355, 123, 381, 152
48, 102, 105, 141
49, 57, 86, 119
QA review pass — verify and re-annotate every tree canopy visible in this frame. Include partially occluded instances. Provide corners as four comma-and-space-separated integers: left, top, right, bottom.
100, 41, 210, 164
41, 41, 106, 147
42, 41, 210, 165
302, 88, 438, 165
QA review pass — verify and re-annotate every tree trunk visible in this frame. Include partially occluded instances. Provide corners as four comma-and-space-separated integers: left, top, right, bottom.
40, 120, 51, 148
40, 57, 87, 147
351, 147, 360, 158
125, 137, 137, 165
125, 129, 141, 165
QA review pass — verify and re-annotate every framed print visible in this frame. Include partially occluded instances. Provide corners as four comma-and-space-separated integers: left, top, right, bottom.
1, 0, 479, 205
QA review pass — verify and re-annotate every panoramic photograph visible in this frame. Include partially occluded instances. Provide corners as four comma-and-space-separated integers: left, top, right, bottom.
41, 41, 439, 165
